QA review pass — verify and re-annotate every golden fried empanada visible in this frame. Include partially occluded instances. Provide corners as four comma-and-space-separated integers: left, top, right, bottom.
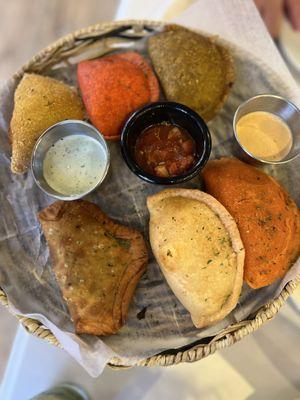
39, 200, 148, 336
10, 73, 84, 174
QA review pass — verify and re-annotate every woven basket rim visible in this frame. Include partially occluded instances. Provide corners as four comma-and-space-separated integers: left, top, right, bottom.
1, 277, 299, 367
1, 19, 300, 368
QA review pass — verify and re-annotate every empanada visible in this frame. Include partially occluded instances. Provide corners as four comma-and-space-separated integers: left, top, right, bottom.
148, 26, 234, 121
10, 73, 84, 173
147, 189, 244, 329
39, 200, 148, 335
77, 52, 159, 140
203, 158, 300, 288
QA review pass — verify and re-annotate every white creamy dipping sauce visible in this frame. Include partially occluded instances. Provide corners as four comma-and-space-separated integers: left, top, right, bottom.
43, 134, 107, 196
236, 111, 292, 161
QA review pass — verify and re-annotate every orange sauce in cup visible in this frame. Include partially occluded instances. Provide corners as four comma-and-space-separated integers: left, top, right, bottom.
236, 111, 292, 161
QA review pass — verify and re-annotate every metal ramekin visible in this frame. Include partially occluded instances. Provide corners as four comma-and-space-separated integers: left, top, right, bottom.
31, 120, 110, 200
233, 94, 300, 165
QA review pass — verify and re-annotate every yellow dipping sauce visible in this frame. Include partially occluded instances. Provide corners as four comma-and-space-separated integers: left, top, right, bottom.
236, 111, 292, 161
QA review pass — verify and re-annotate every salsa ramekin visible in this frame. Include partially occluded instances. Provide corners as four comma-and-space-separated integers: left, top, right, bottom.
120, 102, 211, 185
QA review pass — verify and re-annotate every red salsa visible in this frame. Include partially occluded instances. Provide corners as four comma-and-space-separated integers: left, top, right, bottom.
134, 124, 197, 177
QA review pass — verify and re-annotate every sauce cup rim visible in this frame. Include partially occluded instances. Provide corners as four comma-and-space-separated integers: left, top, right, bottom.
233, 94, 300, 165
31, 119, 110, 200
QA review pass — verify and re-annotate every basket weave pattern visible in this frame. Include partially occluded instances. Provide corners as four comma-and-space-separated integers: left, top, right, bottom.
0, 20, 299, 368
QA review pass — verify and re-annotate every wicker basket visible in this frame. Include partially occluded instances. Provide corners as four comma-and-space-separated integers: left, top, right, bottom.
1, 20, 299, 369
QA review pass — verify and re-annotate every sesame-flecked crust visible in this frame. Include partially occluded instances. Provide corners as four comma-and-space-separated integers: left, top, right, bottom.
203, 157, 300, 289
10, 73, 84, 174
148, 25, 235, 122
38, 200, 148, 336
